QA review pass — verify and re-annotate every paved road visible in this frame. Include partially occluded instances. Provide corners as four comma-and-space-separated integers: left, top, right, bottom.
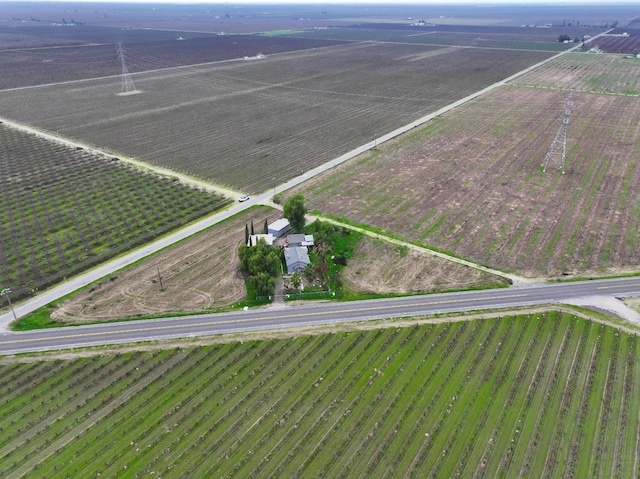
2, 277, 639, 355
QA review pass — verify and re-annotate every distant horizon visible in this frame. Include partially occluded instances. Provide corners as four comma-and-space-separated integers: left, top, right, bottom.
3, 0, 640, 5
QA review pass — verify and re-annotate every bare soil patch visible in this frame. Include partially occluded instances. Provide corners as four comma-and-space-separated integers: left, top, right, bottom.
622, 296, 640, 314
343, 236, 506, 294
51, 206, 280, 324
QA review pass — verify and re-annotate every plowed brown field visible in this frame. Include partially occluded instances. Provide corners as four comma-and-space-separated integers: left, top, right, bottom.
292, 85, 640, 277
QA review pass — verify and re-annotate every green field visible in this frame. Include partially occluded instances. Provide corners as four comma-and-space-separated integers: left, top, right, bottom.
511, 52, 640, 95
1, 312, 638, 477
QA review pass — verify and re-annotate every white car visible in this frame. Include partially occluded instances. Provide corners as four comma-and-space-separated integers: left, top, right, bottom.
239, 195, 250, 202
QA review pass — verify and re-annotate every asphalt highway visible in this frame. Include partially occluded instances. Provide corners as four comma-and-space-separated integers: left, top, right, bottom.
1, 277, 639, 356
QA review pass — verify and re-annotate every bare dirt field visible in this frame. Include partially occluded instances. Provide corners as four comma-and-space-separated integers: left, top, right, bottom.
342, 236, 507, 294
0, 42, 552, 193
0, 28, 344, 90
290, 83, 640, 278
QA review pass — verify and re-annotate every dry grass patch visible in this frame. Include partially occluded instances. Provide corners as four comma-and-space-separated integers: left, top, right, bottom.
51, 207, 280, 324
343, 237, 506, 294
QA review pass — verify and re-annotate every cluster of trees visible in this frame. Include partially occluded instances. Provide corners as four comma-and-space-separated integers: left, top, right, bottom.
238, 240, 280, 298
239, 195, 356, 300
244, 219, 268, 245
561, 19, 618, 28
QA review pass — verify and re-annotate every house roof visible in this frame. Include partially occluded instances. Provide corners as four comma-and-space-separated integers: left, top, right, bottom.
269, 218, 291, 231
287, 234, 314, 247
248, 234, 275, 247
284, 246, 310, 269
287, 233, 305, 244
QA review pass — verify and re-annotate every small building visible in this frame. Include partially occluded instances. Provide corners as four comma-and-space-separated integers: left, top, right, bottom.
247, 233, 275, 247
284, 247, 310, 274
268, 219, 291, 238
286, 234, 314, 248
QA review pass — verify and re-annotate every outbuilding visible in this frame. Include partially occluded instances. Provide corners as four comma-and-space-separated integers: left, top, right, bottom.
247, 234, 275, 247
268, 218, 292, 238
286, 234, 314, 248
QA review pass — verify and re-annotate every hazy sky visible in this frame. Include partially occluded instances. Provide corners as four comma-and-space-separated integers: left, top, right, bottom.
6, 0, 640, 3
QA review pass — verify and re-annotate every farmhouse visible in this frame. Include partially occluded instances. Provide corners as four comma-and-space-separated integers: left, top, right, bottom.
268, 219, 291, 238
284, 246, 310, 274
247, 233, 275, 247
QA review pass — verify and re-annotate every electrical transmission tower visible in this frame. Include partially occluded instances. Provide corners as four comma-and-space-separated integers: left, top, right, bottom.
541, 93, 573, 174
116, 42, 136, 94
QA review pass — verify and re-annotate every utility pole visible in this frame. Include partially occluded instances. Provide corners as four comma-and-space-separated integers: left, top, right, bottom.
116, 42, 136, 94
156, 265, 164, 291
1, 288, 17, 321
542, 92, 573, 174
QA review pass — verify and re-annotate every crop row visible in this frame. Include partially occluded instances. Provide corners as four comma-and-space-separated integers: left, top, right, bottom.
591, 35, 640, 54
1, 313, 639, 477
0, 124, 231, 302
511, 52, 640, 95
0, 31, 346, 90
0, 42, 553, 193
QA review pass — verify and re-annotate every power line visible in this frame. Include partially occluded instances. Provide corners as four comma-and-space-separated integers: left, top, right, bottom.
116, 42, 136, 94
541, 92, 573, 174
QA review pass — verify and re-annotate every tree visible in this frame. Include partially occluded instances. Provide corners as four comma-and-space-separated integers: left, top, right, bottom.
304, 263, 315, 284
263, 219, 269, 234
291, 272, 302, 291
250, 272, 275, 298
283, 194, 307, 233
245, 224, 249, 245
309, 219, 335, 247
238, 239, 281, 300
250, 220, 255, 235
